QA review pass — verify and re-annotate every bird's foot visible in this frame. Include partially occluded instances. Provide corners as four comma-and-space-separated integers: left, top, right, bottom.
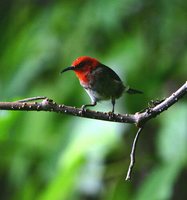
81, 105, 87, 114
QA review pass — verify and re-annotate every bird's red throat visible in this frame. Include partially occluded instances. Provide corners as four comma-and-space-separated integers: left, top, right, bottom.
74, 70, 89, 85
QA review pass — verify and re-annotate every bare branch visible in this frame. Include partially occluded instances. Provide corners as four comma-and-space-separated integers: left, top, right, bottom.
0, 82, 186, 126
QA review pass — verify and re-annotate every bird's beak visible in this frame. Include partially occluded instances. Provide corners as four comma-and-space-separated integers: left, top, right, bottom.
61, 66, 74, 74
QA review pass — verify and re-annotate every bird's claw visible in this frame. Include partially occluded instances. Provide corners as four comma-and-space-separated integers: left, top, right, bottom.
108, 111, 115, 118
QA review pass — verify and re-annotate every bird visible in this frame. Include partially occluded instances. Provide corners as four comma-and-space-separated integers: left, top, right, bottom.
61, 56, 142, 113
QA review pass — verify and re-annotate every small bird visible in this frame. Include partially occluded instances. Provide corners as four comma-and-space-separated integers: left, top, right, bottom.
61, 56, 142, 113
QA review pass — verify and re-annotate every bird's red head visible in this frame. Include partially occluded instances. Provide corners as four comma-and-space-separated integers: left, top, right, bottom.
71, 56, 99, 71
61, 56, 100, 84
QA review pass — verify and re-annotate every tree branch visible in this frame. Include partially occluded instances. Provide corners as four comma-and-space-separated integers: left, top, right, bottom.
0, 81, 186, 180
0, 82, 186, 126
136, 81, 187, 126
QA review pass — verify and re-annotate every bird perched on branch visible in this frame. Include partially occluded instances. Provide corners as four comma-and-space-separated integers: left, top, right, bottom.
61, 56, 142, 113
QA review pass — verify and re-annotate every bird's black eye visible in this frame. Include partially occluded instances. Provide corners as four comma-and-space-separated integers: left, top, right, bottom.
79, 62, 86, 68
76, 61, 88, 69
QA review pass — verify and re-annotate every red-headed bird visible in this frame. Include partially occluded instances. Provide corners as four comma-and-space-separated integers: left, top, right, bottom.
61, 56, 142, 113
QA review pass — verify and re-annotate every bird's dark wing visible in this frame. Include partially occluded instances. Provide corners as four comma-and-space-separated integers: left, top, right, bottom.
99, 64, 122, 81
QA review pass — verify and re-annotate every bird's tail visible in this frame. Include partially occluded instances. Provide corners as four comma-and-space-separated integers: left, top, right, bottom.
125, 87, 143, 94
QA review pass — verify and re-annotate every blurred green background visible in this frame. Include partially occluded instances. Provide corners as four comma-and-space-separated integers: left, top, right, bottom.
0, 0, 187, 200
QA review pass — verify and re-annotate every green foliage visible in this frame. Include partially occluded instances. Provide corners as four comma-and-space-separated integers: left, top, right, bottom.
0, 0, 187, 199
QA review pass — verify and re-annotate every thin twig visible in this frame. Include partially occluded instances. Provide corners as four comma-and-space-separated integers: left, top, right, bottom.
16, 96, 47, 102
125, 127, 143, 181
